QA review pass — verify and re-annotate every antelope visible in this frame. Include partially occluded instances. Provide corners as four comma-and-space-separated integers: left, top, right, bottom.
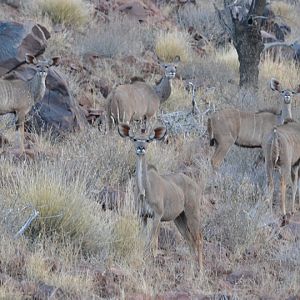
208, 79, 300, 170
118, 122, 203, 268
263, 120, 300, 223
108, 57, 179, 128
0, 54, 60, 153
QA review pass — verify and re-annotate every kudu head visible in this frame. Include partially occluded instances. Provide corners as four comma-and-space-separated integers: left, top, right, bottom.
25, 54, 61, 79
159, 56, 180, 80
270, 78, 300, 105
118, 123, 167, 156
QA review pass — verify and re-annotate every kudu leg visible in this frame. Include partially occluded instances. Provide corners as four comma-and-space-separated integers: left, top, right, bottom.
265, 161, 274, 214
148, 214, 162, 256
291, 166, 299, 214
15, 112, 25, 153
174, 212, 203, 269
280, 173, 287, 219
211, 141, 233, 170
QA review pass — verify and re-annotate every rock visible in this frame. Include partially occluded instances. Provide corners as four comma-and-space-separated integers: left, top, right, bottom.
33, 282, 65, 299
27, 67, 87, 135
0, 21, 49, 76
0, 21, 87, 136
92, 266, 126, 298
226, 269, 257, 285
156, 290, 191, 300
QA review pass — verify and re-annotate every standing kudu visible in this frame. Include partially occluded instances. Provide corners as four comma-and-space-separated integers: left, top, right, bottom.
208, 79, 300, 170
118, 123, 203, 268
108, 57, 179, 128
263, 120, 300, 223
0, 54, 60, 153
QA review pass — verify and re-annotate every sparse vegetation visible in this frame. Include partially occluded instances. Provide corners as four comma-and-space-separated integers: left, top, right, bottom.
0, 0, 300, 298
37, 0, 89, 27
155, 29, 192, 62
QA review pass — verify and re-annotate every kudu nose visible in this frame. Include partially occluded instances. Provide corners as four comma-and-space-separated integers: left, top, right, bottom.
284, 96, 291, 103
136, 146, 146, 155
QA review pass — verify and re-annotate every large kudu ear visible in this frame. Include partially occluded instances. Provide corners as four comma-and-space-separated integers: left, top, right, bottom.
293, 84, 300, 94
172, 55, 180, 64
149, 126, 167, 141
270, 78, 281, 92
118, 123, 131, 138
25, 54, 37, 65
49, 56, 61, 66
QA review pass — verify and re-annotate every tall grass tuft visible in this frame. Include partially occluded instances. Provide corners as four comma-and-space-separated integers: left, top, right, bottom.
12, 160, 106, 253
155, 30, 192, 63
37, 0, 88, 27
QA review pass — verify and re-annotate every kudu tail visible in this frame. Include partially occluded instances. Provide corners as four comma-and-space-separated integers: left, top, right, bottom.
207, 118, 215, 146
270, 127, 280, 166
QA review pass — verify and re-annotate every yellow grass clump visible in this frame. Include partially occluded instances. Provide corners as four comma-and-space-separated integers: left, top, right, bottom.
271, 1, 294, 19
259, 55, 299, 88
112, 214, 144, 264
215, 45, 239, 72
14, 161, 105, 253
37, 0, 88, 27
155, 30, 192, 63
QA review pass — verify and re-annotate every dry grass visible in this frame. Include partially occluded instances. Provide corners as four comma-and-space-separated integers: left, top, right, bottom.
155, 30, 192, 63
37, 0, 89, 27
1, 0, 300, 298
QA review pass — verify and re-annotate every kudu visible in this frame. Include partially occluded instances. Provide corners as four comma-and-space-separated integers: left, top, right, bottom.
208, 79, 300, 170
108, 57, 179, 128
0, 54, 60, 153
263, 119, 300, 222
118, 122, 203, 268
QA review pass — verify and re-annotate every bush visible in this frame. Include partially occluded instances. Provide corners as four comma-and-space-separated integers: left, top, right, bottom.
38, 0, 88, 27
12, 160, 106, 254
155, 30, 192, 63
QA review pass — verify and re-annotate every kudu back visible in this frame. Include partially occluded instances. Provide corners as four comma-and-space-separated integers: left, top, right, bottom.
0, 54, 60, 153
118, 122, 203, 268
208, 79, 300, 170
108, 57, 179, 128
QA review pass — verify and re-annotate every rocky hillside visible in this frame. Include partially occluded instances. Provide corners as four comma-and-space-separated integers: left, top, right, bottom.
0, 0, 300, 299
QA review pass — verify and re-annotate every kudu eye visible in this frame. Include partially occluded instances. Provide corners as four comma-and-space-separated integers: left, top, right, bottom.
133, 138, 137, 142
146, 139, 150, 143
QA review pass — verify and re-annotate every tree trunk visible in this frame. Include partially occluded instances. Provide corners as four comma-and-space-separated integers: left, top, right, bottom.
234, 21, 264, 88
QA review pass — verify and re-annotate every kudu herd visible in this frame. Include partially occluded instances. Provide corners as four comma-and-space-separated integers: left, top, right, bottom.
3, 50, 300, 270
208, 79, 300, 221
208, 78, 297, 170
0, 54, 60, 153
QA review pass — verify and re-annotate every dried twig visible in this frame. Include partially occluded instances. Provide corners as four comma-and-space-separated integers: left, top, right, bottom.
14, 209, 39, 239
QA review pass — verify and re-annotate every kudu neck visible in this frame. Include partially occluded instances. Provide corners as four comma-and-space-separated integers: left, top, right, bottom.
28, 73, 47, 103
154, 75, 172, 103
136, 155, 149, 198
280, 103, 292, 124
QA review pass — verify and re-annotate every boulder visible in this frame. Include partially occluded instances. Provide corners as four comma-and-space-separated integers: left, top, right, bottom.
27, 67, 87, 135
0, 21, 87, 135
0, 21, 49, 75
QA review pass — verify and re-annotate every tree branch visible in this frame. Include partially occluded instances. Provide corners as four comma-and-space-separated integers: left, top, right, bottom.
214, 3, 233, 37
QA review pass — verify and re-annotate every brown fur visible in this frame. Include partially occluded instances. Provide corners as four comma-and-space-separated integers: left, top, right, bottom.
108, 60, 178, 128
0, 54, 60, 153
208, 79, 300, 170
118, 123, 203, 268
263, 121, 300, 217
